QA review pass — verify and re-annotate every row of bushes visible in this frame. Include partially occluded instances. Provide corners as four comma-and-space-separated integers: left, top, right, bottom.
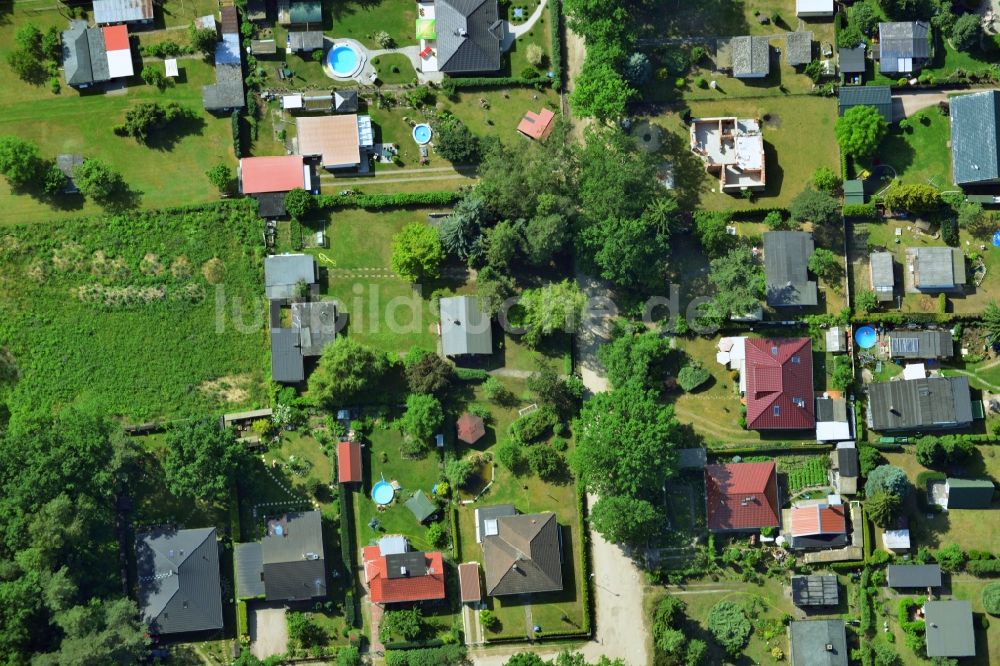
862, 507, 875, 562
384, 645, 467, 666
548, 0, 564, 91
727, 207, 790, 221
852, 311, 960, 325
829, 560, 866, 573
969, 559, 1000, 576
576, 480, 593, 637
869, 440, 904, 452
445, 75, 552, 90
454, 367, 489, 381
236, 600, 249, 643
843, 203, 879, 219
706, 442, 831, 455
448, 505, 460, 561
314, 191, 462, 210
339, 486, 354, 574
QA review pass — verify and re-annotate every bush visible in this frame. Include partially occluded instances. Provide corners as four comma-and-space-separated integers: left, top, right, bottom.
968, 559, 1000, 576
526, 43, 545, 67
677, 364, 711, 391
479, 609, 500, 631
935, 543, 966, 573
509, 407, 557, 443
495, 438, 523, 472
983, 582, 1000, 615
707, 601, 751, 656
433, 115, 480, 164
812, 166, 840, 193
525, 444, 562, 480
843, 202, 879, 219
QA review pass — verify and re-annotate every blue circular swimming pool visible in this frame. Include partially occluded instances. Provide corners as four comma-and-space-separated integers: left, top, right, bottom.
855, 326, 877, 349
327, 45, 359, 77
412, 124, 432, 145
372, 480, 394, 506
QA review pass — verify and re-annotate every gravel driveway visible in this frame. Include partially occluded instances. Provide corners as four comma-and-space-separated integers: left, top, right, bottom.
249, 606, 288, 659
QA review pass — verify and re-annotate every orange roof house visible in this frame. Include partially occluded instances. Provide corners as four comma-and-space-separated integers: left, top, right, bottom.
705, 462, 780, 532
363, 546, 446, 604
337, 440, 362, 484
516, 108, 555, 141
458, 562, 482, 603
239, 155, 307, 194
456, 412, 486, 444
297, 115, 364, 169
788, 504, 848, 550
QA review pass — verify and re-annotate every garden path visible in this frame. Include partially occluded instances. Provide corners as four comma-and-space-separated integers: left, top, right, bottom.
502, 0, 548, 51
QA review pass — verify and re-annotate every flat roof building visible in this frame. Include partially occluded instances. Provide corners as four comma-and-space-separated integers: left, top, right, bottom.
297, 115, 374, 170
868, 376, 973, 431
870, 252, 895, 302
93, 0, 154, 24
764, 231, 818, 307
905, 247, 966, 292
924, 600, 976, 658
690, 117, 766, 192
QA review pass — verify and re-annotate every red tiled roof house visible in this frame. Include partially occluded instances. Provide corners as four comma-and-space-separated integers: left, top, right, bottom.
337, 440, 362, 484
705, 462, 780, 532
238, 155, 308, 194
744, 338, 816, 430
517, 108, 556, 141
363, 547, 446, 605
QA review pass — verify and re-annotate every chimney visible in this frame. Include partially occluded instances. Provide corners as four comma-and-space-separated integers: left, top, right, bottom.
825, 644, 833, 652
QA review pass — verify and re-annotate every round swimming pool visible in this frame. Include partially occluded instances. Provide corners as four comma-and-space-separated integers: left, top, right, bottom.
855, 325, 877, 349
327, 44, 359, 77
412, 124, 432, 145
372, 480, 395, 506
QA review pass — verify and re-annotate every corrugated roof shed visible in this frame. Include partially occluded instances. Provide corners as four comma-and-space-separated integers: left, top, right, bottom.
786, 32, 813, 66
870, 252, 895, 301
288, 31, 324, 52
868, 376, 973, 431
838, 85, 893, 122
910, 247, 966, 290
764, 231, 818, 307
950, 90, 1000, 186
440, 295, 492, 356
291, 301, 337, 356
436, 0, 504, 74
220, 6, 240, 34
888, 330, 953, 359
843, 179, 865, 205
925, 600, 976, 657
836, 442, 859, 478
93, 0, 154, 24
251, 39, 278, 55
791, 575, 839, 606
878, 21, 930, 74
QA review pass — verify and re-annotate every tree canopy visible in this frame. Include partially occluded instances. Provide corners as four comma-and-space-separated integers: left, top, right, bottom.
588, 494, 663, 547
0, 136, 46, 190
707, 246, 765, 321
864, 464, 911, 500
164, 420, 246, 502
404, 348, 453, 394
391, 222, 445, 283
400, 393, 444, 443
517, 280, 587, 347
308, 338, 392, 408
866, 490, 902, 528
836, 105, 888, 158
597, 325, 675, 390
790, 187, 841, 226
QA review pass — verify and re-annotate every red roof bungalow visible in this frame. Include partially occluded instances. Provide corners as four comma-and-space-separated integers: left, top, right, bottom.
744, 338, 815, 430
337, 440, 361, 484
705, 462, 780, 532
516, 108, 556, 141
363, 546, 446, 604
238, 155, 308, 195
789, 504, 848, 550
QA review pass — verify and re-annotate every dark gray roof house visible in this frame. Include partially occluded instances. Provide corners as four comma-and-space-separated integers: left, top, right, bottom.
136, 527, 223, 635
265, 254, 317, 300
906, 247, 966, 292
291, 301, 338, 357
946, 478, 995, 509
62, 20, 112, 88
289, 0, 323, 24
56, 154, 83, 194
435, 0, 504, 74
868, 376, 974, 432
288, 31, 324, 52
236, 511, 327, 602
786, 32, 813, 67
335, 90, 359, 113
925, 600, 976, 658
839, 44, 866, 74
887, 564, 942, 589
440, 295, 492, 356
271, 327, 305, 384
475, 504, 516, 543
878, 21, 930, 75
763, 231, 818, 307
483, 512, 563, 596
791, 575, 839, 607
888, 330, 953, 359
789, 620, 848, 666
830, 441, 859, 495
838, 85, 893, 122
870, 252, 895, 302
203, 63, 245, 112
731, 35, 770, 78
950, 90, 1000, 186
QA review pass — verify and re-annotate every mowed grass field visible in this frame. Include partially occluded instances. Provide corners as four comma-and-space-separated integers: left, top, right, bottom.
0, 3, 234, 224
653, 96, 840, 211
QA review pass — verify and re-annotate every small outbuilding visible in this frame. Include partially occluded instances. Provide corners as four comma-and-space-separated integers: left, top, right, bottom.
789, 619, 848, 666
838, 44, 866, 75
785, 32, 813, 67
517, 108, 556, 141
440, 295, 493, 357
945, 478, 995, 509
791, 575, 839, 607
456, 412, 486, 444
405, 489, 439, 524
796, 0, 833, 17
887, 564, 942, 589
838, 85, 893, 122
924, 600, 976, 658
870, 252, 895, 302
337, 440, 362, 484
458, 562, 482, 604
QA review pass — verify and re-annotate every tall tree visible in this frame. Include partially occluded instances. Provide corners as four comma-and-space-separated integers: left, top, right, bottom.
0, 136, 46, 190
588, 494, 663, 546
308, 338, 391, 408
597, 324, 675, 390
790, 187, 841, 226
391, 222, 444, 282
864, 464, 911, 500
518, 280, 588, 347
163, 420, 246, 502
404, 348, 453, 394
73, 159, 127, 205
32, 598, 147, 666
570, 60, 635, 122
572, 381, 679, 499
400, 393, 444, 442
707, 246, 765, 320
866, 490, 902, 528
835, 105, 887, 158
439, 195, 488, 261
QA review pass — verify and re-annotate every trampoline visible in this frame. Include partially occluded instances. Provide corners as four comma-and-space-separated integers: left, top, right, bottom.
412, 124, 432, 145
372, 478, 395, 505
855, 326, 877, 349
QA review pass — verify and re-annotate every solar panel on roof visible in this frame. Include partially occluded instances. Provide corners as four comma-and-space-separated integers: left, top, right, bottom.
892, 337, 919, 354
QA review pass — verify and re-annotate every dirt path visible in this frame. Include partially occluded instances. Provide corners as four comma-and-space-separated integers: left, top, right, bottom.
564, 27, 590, 142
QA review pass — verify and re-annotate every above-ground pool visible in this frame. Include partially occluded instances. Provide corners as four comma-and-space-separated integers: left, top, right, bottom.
327, 44, 359, 77
412, 124, 432, 145
372, 480, 395, 506
855, 326, 877, 349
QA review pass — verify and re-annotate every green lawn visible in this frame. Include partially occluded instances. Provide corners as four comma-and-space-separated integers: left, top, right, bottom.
859, 107, 952, 190
651, 95, 840, 211
326, 0, 418, 49
0, 4, 235, 223
371, 53, 418, 85
0, 202, 268, 420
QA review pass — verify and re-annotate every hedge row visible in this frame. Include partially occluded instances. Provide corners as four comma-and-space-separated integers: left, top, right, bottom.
968, 559, 1000, 576
446, 75, 553, 90
862, 507, 875, 562
339, 485, 354, 573
549, 0, 564, 92
384, 639, 445, 650
449, 505, 460, 560
727, 207, 790, 221
829, 560, 866, 573
315, 191, 462, 210
577, 480, 594, 637
707, 442, 831, 455
345, 588, 356, 627
852, 312, 973, 325
843, 203, 878, 219
869, 441, 904, 452
236, 600, 249, 641
384, 645, 467, 666
454, 367, 489, 381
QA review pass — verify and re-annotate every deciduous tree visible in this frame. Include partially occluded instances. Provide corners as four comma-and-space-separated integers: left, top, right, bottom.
164, 420, 246, 502
517, 280, 587, 347
883, 183, 942, 213
404, 348, 453, 394
73, 159, 127, 204
790, 187, 841, 226
708, 246, 765, 320
0, 136, 46, 189
400, 393, 444, 443
588, 495, 662, 546
205, 163, 234, 194
570, 59, 635, 122
836, 105, 887, 158
308, 338, 391, 408
391, 222, 444, 282
283, 187, 314, 219
598, 325, 675, 390
952, 13, 981, 52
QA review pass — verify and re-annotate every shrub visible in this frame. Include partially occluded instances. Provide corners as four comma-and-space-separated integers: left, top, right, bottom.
479, 609, 500, 631
843, 202, 879, 219
935, 543, 966, 573
707, 601, 751, 656
526, 43, 545, 67
426, 521, 447, 548
509, 406, 557, 443
983, 582, 1000, 615
968, 559, 1000, 576
525, 444, 562, 480
677, 364, 711, 391
495, 438, 523, 472
812, 166, 841, 193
